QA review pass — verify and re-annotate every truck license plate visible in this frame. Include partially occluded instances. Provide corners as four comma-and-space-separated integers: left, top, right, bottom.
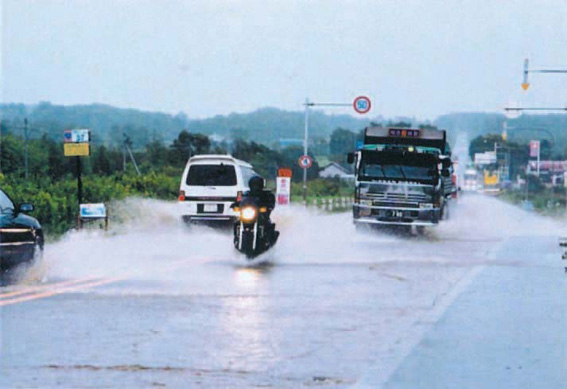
204, 204, 218, 212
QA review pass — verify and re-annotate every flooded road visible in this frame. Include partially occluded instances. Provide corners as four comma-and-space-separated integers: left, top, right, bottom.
1, 194, 564, 388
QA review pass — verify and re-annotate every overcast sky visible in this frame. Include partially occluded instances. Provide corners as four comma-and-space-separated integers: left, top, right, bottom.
3, 0, 567, 119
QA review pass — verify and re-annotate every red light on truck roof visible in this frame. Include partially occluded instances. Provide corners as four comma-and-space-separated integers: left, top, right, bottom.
388, 128, 420, 138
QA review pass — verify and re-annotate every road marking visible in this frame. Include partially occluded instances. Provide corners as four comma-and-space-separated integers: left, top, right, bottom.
353, 265, 486, 388
0, 277, 123, 307
0, 277, 101, 300
0, 258, 199, 307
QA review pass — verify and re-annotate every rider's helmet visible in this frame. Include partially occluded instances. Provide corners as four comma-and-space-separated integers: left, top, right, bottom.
248, 176, 264, 193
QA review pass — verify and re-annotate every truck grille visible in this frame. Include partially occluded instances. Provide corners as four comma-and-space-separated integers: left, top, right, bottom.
364, 192, 429, 208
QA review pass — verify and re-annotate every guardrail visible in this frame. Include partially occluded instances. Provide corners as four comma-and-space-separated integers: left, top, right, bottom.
303, 196, 353, 212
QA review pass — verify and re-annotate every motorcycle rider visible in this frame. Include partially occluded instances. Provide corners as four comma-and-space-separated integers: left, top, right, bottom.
233, 176, 279, 244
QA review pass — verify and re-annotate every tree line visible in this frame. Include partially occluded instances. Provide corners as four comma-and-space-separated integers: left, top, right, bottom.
0, 127, 353, 235
0, 129, 323, 182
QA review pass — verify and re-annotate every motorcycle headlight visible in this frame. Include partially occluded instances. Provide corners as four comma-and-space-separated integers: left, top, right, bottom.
240, 207, 257, 222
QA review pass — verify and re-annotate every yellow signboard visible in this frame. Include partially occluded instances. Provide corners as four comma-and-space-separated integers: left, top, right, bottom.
64, 143, 90, 157
484, 171, 499, 185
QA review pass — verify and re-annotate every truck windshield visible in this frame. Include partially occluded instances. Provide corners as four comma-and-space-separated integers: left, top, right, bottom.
360, 163, 436, 181
187, 164, 237, 186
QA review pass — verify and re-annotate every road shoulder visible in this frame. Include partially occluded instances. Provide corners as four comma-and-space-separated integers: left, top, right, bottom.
375, 236, 567, 389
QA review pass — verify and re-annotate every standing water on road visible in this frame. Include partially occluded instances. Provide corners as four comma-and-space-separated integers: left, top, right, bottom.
39, 193, 558, 282
3, 194, 564, 388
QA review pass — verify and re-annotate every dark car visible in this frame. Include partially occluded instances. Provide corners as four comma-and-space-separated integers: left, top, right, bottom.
0, 189, 44, 271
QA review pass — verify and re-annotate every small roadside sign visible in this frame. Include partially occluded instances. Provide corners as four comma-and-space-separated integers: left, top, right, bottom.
64, 129, 90, 143
529, 140, 540, 157
298, 155, 313, 169
80, 203, 107, 219
278, 168, 292, 177
276, 168, 292, 205
353, 96, 371, 114
64, 143, 90, 157
78, 203, 109, 230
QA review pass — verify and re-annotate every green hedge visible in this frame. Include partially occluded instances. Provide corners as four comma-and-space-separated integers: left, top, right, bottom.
0, 172, 178, 236
500, 188, 567, 216
0, 172, 353, 237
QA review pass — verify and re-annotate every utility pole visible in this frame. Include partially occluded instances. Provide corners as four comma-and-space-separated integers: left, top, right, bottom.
519, 59, 567, 215
525, 165, 529, 204
77, 156, 83, 207
537, 141, 541, 176
9, 120, 46, 180
24, 118, 29, 180
123, 134, 141, 176
303, 98, 309, 203
122, 147, 126, 172
126, 143, 141, 176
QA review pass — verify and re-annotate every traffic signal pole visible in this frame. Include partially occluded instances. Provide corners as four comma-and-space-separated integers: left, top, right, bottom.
519, 59, 567, 215
302, 99, 355, 204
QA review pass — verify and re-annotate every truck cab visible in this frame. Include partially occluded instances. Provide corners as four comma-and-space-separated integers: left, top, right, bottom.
348, 127, 454, 227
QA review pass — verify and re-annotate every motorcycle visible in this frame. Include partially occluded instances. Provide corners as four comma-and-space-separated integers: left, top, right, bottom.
232, 196, 278, 259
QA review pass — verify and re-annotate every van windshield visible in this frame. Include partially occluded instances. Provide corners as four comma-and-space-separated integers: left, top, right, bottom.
187, 164, 237, 186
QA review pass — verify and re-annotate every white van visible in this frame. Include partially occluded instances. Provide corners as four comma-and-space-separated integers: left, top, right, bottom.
178, 155, 259, 223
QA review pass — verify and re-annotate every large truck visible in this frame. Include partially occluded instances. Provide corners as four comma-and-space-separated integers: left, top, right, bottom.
463, 167, 480, 192
482, 170, 500, 194
347, 126, 455, 228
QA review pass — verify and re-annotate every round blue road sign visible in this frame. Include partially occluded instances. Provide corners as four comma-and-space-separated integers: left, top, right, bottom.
353, 96, 371, 114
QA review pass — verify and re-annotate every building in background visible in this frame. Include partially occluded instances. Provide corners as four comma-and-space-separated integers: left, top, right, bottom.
527, 160, 567, 186
318, 162, 354, 180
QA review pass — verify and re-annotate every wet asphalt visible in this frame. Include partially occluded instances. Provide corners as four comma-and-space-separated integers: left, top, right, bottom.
1, 195, 564, 388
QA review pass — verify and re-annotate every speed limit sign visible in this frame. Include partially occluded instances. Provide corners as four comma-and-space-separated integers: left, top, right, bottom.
298, 155, 313, 169
353, 96, 371, 114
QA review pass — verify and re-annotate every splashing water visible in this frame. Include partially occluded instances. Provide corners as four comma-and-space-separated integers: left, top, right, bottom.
29, 192, 563, 286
